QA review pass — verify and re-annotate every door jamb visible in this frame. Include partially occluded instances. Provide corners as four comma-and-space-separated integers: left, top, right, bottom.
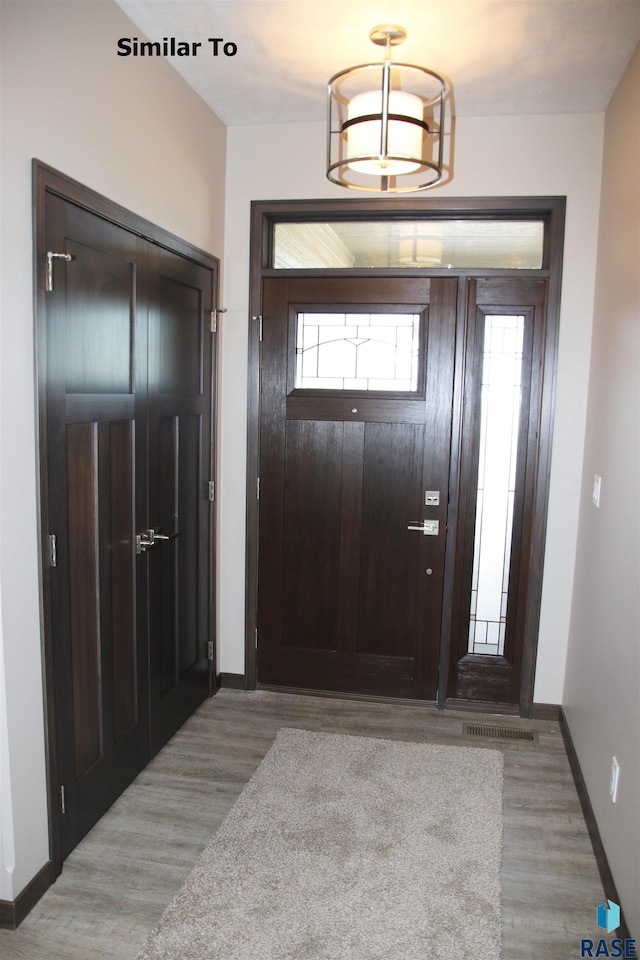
246, 196, 565, 716
32, 160, 220, 874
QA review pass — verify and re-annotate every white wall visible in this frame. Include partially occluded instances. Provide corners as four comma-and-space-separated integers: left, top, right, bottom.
0, 0, 623, 910
221, 112, 605, 707
0, 0, 226, 900
563, 46, 640, 936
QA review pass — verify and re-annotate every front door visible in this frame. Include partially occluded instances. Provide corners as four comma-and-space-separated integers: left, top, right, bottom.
43, 190, 215, 859
258, 277, 457, 699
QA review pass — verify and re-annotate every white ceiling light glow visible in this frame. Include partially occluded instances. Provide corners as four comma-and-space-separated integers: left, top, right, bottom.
327, 25, 447, 193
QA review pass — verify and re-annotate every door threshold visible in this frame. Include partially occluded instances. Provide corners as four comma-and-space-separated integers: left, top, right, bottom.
259, 683, 437, 710
257, 683, 529, 716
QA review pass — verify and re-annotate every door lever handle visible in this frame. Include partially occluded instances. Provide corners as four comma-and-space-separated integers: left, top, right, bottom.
407, 520, 439, 536
136, 528, 182, 553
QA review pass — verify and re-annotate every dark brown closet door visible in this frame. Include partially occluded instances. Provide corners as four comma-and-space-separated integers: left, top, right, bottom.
44, 192, 215, 859
45, 194, 150, 859
258, 277, 457, 700
146, 245, 214, 754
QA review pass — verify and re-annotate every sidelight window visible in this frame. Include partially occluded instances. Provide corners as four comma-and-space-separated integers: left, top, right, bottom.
468, 315, 525, 656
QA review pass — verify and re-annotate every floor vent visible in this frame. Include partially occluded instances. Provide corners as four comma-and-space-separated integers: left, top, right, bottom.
463, 723, 538, 742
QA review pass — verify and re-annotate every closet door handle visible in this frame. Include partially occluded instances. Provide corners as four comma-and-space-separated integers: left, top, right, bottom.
136, 528, 182, 553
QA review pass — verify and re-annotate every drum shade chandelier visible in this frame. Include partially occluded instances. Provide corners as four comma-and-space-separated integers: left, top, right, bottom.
327, 25, 447, 193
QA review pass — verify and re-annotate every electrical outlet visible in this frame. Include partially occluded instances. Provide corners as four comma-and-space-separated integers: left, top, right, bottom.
609, 756, 620, 803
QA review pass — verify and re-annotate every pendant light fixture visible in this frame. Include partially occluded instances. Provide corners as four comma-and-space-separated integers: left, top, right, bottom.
327, 25, 447, 193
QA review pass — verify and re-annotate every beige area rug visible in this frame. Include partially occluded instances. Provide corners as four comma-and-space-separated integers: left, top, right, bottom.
137, 728, 503, 960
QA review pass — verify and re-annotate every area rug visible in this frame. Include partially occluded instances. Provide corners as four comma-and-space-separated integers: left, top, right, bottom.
137, 728, 503, 960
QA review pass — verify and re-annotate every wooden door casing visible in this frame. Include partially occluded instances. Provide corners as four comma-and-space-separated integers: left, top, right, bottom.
257, 277, 457, 700
246, 199, 565, 715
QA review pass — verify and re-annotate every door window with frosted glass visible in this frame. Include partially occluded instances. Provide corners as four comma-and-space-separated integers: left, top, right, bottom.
294, 311, 421, 393
468, 315, 525, 656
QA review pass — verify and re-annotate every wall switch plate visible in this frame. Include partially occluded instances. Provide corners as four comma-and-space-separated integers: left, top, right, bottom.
592, 474, 602, 508
610, 756, 620, 803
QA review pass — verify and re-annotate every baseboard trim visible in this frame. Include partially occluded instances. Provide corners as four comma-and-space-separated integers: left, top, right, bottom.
218, 672, 247, 690
0, 860, 53, 930
559, 707, 631, 940
531, 702, 561, 720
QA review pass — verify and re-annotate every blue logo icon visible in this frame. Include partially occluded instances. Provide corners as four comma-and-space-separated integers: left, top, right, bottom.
580, 901, 636, 957
598, 901, 621, 934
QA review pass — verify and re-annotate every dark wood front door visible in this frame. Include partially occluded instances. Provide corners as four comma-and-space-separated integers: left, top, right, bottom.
258, 277, 457, 699
43, 190, 215, 860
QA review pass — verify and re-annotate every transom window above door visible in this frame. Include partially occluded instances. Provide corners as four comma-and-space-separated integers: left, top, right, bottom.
273, 220, 545, 270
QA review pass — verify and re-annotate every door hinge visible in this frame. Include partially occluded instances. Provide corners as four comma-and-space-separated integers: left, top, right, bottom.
48, 534, 57, 567
208, 480, 216, 502
252, 315, 263, 342
255, 628, 258, 650
256, 476, 261, 500
210, 307, 227, 333
59, 785, 66, 815
207, 640, 214, 661
45, 252, 72, 293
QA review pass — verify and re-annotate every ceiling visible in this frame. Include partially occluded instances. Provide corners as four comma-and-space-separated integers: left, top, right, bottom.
115, 1, 640, 127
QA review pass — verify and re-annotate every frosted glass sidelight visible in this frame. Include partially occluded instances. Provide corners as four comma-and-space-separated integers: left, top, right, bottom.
295, 312, 420, 392
468, 315, 524, 656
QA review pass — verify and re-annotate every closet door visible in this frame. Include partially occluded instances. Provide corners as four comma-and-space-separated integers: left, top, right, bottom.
146, 244, 215, 754
42, 186, 217, 862
45, 194, 150, 859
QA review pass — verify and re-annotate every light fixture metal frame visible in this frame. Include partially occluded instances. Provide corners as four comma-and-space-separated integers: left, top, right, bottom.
327, 27, 447, 193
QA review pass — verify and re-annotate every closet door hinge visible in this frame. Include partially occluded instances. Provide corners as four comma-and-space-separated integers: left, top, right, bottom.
210, 307, 227, 334
252, 315, 263, 342
207, 641, 214, 661
256, 476, 261, 500
208, 480, 216, 502
59, 785, 66, 815
255, 628, 258, 650
45, 252, 72, 292
49, 534, 58, 568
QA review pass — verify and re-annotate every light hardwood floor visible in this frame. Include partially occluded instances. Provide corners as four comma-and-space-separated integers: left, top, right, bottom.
0, 689, 604, 959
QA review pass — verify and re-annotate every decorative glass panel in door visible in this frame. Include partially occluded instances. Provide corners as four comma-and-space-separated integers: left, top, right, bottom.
295, 312, 421, 391
468, 315, 525, 657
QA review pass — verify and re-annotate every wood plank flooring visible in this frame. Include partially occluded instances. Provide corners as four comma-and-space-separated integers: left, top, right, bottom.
0, 689, 605, 959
